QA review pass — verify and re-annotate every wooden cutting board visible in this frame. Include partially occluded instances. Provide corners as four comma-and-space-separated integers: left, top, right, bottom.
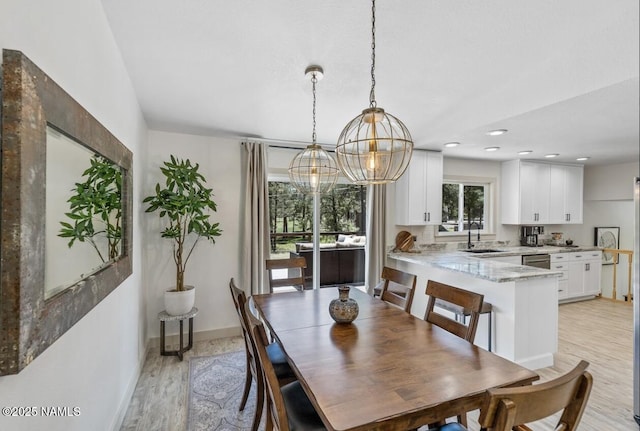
394, 231, 414, 252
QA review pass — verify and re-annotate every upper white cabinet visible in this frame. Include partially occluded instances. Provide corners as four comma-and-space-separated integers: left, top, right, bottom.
395, 151, 443, 225
518, 161, 551, 224
548, 164, 583, 224
501, 160, 583, 225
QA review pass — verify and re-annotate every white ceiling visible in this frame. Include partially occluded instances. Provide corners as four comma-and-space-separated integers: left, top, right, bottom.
100, 0, 639, 166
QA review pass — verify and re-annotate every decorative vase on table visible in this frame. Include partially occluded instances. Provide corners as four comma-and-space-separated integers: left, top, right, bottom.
329, 286, 359, 323
164, 285, 195, 316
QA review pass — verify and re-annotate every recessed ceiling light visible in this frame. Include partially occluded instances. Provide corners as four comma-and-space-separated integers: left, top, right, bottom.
486, 129, 508, 136
576, 157, 590, 161
544, 153, 559, 158
444, 142, 460, 148
518, 150, 532, 155
484, 146, 500, 152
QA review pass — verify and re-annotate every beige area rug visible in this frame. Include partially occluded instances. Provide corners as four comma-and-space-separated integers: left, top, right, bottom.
187, 351, 264, 431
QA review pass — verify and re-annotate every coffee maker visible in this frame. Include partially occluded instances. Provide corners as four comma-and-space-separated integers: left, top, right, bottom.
520, 225, 544, 247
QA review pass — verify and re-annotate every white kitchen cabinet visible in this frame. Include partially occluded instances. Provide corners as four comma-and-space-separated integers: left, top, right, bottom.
552, 251, 601, 302
583, 252, 602, 296
395, 151, 443, 225
549, 164, 583, 224
568, 260, 586, 298
501, 160, 583, 225
550, 257, 569, 300
519, 161, 550, 224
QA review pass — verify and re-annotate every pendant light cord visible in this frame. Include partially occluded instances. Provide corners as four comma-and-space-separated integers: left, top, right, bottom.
311, 72, 318, 144
369, 0, 377, 108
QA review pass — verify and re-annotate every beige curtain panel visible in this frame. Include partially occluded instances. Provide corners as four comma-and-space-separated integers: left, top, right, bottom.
241, 141, 271, 295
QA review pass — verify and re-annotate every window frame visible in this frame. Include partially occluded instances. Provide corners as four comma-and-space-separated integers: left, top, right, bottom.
437, 176, 494, 237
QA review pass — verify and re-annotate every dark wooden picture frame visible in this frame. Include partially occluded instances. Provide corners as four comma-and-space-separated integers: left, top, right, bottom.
0, 49, 133, 375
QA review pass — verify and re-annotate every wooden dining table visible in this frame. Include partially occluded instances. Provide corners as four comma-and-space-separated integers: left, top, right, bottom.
252, 287, 539, 431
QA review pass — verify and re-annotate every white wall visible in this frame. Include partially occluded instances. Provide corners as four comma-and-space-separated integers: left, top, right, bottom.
0, 1, 147, 430
144, 132, 243, 339
562, 162, 639, 299
584, 161, 639, 201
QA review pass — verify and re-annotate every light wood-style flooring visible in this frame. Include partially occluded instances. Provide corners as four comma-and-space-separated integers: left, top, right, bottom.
120, 298, 636, 431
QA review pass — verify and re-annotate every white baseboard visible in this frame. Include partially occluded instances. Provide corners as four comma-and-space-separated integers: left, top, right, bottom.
110, 338, 149, 431
517, 352, 554, 370
148, 326, 241, 348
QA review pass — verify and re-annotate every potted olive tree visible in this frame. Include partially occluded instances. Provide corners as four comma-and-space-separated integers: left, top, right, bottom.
143, 155, 222, 315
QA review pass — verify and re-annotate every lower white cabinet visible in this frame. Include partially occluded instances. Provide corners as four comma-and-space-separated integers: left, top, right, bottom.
550, 259, 570, 300
551, 251, 602, 302
583, 254, 602, 296
568, 260, 586, 298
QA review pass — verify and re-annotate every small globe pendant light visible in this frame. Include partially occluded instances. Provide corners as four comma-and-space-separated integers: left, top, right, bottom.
336, 0, 413, 184
289, 66, 339, 195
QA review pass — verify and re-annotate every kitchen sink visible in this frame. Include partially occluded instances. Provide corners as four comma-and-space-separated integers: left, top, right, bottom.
462, 249, 503, 253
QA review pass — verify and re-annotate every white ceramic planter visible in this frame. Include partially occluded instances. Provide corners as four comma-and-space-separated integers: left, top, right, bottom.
164, 285, 196, 316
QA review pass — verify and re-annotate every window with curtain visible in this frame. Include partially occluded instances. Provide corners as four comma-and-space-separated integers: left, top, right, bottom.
439, 180, 490, 234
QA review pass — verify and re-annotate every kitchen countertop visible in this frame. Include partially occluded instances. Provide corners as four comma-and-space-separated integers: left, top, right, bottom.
388, 245, 601, 283
462, 244, 601, 257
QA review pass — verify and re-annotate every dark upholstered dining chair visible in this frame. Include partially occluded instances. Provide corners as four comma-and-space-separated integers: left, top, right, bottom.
377, 266, 417, 313
434, 360, 593, 431
228, 278, 295, 431
244, 299, 327, 431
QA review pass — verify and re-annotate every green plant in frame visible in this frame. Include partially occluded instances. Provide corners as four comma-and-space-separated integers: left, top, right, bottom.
143, 155, 222, 291
58, 155, 122, 263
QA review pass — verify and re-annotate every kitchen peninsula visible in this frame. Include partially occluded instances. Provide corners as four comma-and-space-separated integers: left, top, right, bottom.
389, 247, 568, 370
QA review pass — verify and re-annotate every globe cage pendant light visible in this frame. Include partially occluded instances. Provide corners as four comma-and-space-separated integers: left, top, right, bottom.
336, 0, 413, 185
289, 66, 339, 195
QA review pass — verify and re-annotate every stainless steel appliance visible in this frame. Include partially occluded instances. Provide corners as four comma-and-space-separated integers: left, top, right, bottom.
520, 225, 544, 247
633, 176, 639, 426
521, 253, 551, 269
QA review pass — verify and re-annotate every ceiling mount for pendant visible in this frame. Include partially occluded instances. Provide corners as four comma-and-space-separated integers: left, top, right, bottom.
305, 65, 324, 81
